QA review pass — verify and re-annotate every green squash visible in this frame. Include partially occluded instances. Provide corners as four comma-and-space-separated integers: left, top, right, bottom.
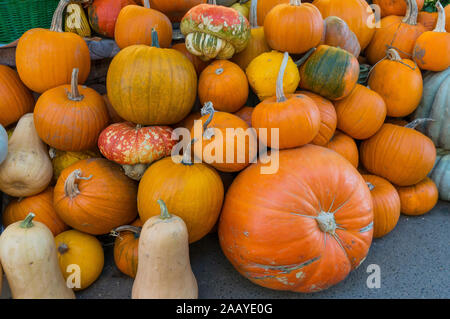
0, 125, 7, 165
429, 149, 450, 201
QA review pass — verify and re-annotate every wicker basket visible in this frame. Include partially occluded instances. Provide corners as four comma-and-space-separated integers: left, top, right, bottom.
0, 0, 60, 45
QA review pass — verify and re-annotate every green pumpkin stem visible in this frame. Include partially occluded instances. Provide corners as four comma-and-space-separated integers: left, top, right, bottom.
58, 243, 69, 255
250, 0, 258, 27
20, 212, 35, 229
295, 48, 316, 67
110, 225, 142, 239
151, 28, 160, 48
276, 52, 289, 103
158, 199, 171, 220
143, 0, 150, 9
434, 1, 446, 32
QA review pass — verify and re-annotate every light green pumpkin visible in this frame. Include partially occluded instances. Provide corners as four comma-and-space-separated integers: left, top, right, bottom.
411, 68, 450, 150
429, 149, 450, 201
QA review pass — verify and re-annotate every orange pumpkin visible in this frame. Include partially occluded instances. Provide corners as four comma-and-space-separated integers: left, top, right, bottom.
234, 106, 254, 127
103, 95, 124, 124
373, 0, 424, 18
54, 158, 138, 235
366, 0, 426, 65
264, 0, 324, 54
413, 2, 450, 72
418, 11, 438, 31
149, 0, 206, 22
3, 187, 68, 236
252, 0, 290, 26
325, 131, 359, 168
115, 0, 172, 49
34, 69, 109, 152
362, 175, 400, 238
395, 177, 438, 216
219, 145, 373, 293
297, 91, 337, 146
312, 0, 375, 50
88, 0, 136, 38
113, 219, 143, 278
231, 27, 271, 71
16, 0, 90, 93
334, 84, 387, 140
172, 43, 210, 75
0, 65, 34, 128
367, 49, 423, 118
320, 16, 361, 57
360, 123, 436, 187
173, 112, 202, 131
446, 4, 450, 30
198, 60, 249, 113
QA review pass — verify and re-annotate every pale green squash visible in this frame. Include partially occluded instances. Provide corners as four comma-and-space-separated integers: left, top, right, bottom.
429, 148, 450, 201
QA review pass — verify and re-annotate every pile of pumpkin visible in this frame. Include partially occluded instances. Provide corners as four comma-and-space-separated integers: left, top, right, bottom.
0, 0, 449, 298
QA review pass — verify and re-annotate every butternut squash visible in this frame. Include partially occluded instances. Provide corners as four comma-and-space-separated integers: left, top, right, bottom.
132, 200, 198, 299
0, 114, 53, 197
0, 213, 75, 299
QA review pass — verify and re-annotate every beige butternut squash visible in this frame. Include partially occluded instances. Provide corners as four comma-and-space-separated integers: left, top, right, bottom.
0, 213, 75, 299
132, 200, 198, 299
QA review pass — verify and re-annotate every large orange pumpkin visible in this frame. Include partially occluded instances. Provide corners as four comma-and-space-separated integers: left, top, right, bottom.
219, 145, 373, 293
325, 131, 359, 168
334, 84, 387, 140
113, 219, 143, 278
373, 0, 424, 18
395, 177, 438, 216
360, 123, 436, 187
34, 69, 109, 152
3, 187, 68, 236
106, 30, 197, 125
54, 158, 138, 235
312, 0, 375, 50
0, 65, 34, 128
362, 175, 400, 238
264, 0, 324, 54
15, 0, 91, 93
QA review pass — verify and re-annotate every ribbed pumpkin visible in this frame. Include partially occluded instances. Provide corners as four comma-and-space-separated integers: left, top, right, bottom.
246, 50, 300, 100
50, 149, 100, 182
368, 49, 423, 118
15, 0, 91, 93
366, 0, 426, 65
418, 11, 438, 31
65, 2, 91, 37
88, 0, 136, 38
231, 27, 270, 71
113, 219, 142, 278
54, 158, 138, 235
172, 43, 210, 76
252, 52, 321, 149
3, 187, 68, 236
115, 0, 172, 49
360, 123, 436, 186
320, 16, 361, 57
373, 0, 424, 18
137, 144, 224, 243
107, 30, 197, 125
429, 148, 450, 201
0, 65, 34, 128
312, 0, 375, 50
264, 0, 324, 54
395, 177, 438, 216
234, 106, 254, 127
334, 84, 387, 140
413, 2, 450, 72
297, 91, 337, 146
219, 145, 373, 293
362, 175, 401, 238
191, 103, 258, 172
198, 60, 249, 113
34, 69, 109, 152
299, 45, 359, 101
325, 131, 359, 168
149, 0, 206, 22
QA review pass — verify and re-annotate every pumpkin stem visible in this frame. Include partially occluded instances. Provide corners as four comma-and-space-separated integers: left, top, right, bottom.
276, 52, 290, 103
294, 48, 316, 67
316, 211, 336, 235
20, 212, 35, 229
58, 243, 69, 255
405, 118, 435, 129
64, 169, 93, 199
250, 0, 258, 27
49, 148, 57, 160
157, 199, 171, 220
433, 1, 446, 32
200, 102, 216, 140
402, 0, 418, 25
151, 28, 160, 48
50, 0, 70, 32
181, 138, 196, 166
110, 225, 141, 239
366, 182, 375, 191
143, 0, 150, 9
290, 0, 302, 5
67, 68, 84, 101
208, 0, 217, 5
386, 48, 402, 61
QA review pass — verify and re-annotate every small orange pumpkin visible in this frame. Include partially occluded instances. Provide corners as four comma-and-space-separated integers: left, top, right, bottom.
373, 0, 424, 18
234, 106, 254, 127
418, 11, 438, 31
395, 177, 438, 216
113, 219, 142, 278
325, 131, 359, 168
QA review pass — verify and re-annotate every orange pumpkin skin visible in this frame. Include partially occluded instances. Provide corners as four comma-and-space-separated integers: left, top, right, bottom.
373, 0, 424, 18
88, 0, 136, 38
297, 91, 337, 146
395, 177, 438, 216
0, 65, 34, 127
231, 27, 271, 71
312, 0, 375, 50
198, 60, 249, 113
362, 175, 400, 238
115, 3, 172, 49
252, 93, 321, 149
173, 112, 202, 131
446, 4, 450, 31
264, 1, 324, 54
172, 43, 210, 76
3, 187, 68, 236
320, 16, 361, 57
149, 0, 206, 22
418, 11, 438, 31
218, 145, 373, 293
384, 118, 409, 126
234, 106, 254, 127
113, 219, 142, 278
334, 84, 387, 140
34, 71, 109, 152
360, 124, 436, 187
367, 50, 423, 118
325, 131, 359, 168
54, 158, 138, 235
103, 95, 124, 124
254, 0, 290, 26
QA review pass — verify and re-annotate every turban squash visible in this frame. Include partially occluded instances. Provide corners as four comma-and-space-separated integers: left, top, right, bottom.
219, 145, 373, 293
